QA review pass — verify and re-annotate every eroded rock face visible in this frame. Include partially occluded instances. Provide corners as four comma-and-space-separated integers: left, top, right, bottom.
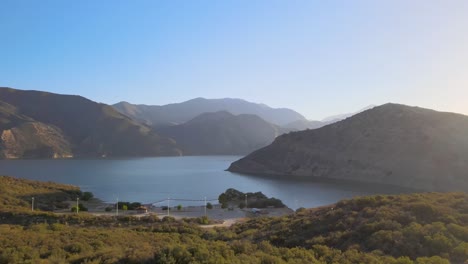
1, 122, 73, 159
229, 103, 468, 192
1, 129, 18, 158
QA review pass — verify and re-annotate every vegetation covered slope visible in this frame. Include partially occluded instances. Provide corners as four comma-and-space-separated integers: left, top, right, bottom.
113, 97, 306, 127
226, 192, 468, 263
0, 87, 182, 158
0, 177, 466, 263
0, 176, 81, 212
229, 103, 468, 192
157, 111, 286, 155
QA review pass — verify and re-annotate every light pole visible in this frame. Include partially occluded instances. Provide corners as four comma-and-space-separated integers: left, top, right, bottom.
31, 197, 34, 212
76, 197, 79, 214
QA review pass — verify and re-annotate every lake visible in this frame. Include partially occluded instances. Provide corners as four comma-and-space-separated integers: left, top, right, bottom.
0, 156, 410, 209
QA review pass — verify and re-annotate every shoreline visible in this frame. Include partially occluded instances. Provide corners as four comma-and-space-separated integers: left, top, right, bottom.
59, 198, 294, 226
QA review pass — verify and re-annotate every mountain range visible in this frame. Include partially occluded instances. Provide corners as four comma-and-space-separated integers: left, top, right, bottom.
0, 87, 182, 158
113, 98, 306, 127
0, 87, 301, 158
228, 103, 468, 192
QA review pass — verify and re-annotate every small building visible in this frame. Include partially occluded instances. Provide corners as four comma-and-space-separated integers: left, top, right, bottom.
136, 206, 148, 214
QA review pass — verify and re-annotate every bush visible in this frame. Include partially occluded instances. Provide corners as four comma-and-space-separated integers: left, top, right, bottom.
206, 203, 213, 209
198, 216, 209, 225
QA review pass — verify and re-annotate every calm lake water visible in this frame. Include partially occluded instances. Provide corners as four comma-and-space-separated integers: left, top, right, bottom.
0, 156, 410, 209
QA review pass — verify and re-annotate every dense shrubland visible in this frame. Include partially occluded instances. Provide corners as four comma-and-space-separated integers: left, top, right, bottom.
0, 176, 467, 263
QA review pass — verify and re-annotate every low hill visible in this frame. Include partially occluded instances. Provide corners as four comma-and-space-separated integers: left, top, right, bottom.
0, 87, 182, 158
157, 111, 286, 155
229, 103, 468, 192
113, 97, 306, 127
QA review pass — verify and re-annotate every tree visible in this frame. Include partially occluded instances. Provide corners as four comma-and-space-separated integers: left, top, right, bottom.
206, 203, 213, 209
177, 204, 182, 211
81, 192, 94, 201
218, 193, 227, 204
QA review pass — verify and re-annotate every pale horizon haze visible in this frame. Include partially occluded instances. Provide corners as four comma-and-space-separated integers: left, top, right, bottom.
1, 0, 468, 120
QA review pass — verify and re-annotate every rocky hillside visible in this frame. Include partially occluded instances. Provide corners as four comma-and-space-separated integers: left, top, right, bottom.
157, 111, 286, 155
0, 87, 182, 158
229, 103, 468, 192
113, 97, 306, 127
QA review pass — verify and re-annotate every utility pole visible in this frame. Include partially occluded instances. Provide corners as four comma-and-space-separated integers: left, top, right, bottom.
294, 199, 298, 215
204, 197, 207, 217
116, 198, 119, 216
167, 197, 170, 216
31, 197, 34, 212
76, 197, 79, 214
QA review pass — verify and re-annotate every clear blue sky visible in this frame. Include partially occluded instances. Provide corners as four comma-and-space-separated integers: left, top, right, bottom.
1, 0, 468, 120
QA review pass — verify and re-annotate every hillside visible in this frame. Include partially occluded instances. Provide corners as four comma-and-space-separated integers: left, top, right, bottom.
157, 111, 286, 155
0, 177, 466, 263
0, 87, 182, 158
0, 176, 81, 212
113, 97, 306, 127
229, 103, 468, 192
227, 192, 468, 263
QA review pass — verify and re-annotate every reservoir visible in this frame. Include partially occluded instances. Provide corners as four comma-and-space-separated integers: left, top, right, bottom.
0, 156, 409, 209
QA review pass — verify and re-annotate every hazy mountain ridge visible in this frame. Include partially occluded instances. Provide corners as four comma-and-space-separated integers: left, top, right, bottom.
229, 103, 468, 191
284, 105, 376, 131
321, 104, 376, 123
157, 111, 286, 155
284, 119, 332, 131
0, 87, 182, 158
113, 97, 306, 127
